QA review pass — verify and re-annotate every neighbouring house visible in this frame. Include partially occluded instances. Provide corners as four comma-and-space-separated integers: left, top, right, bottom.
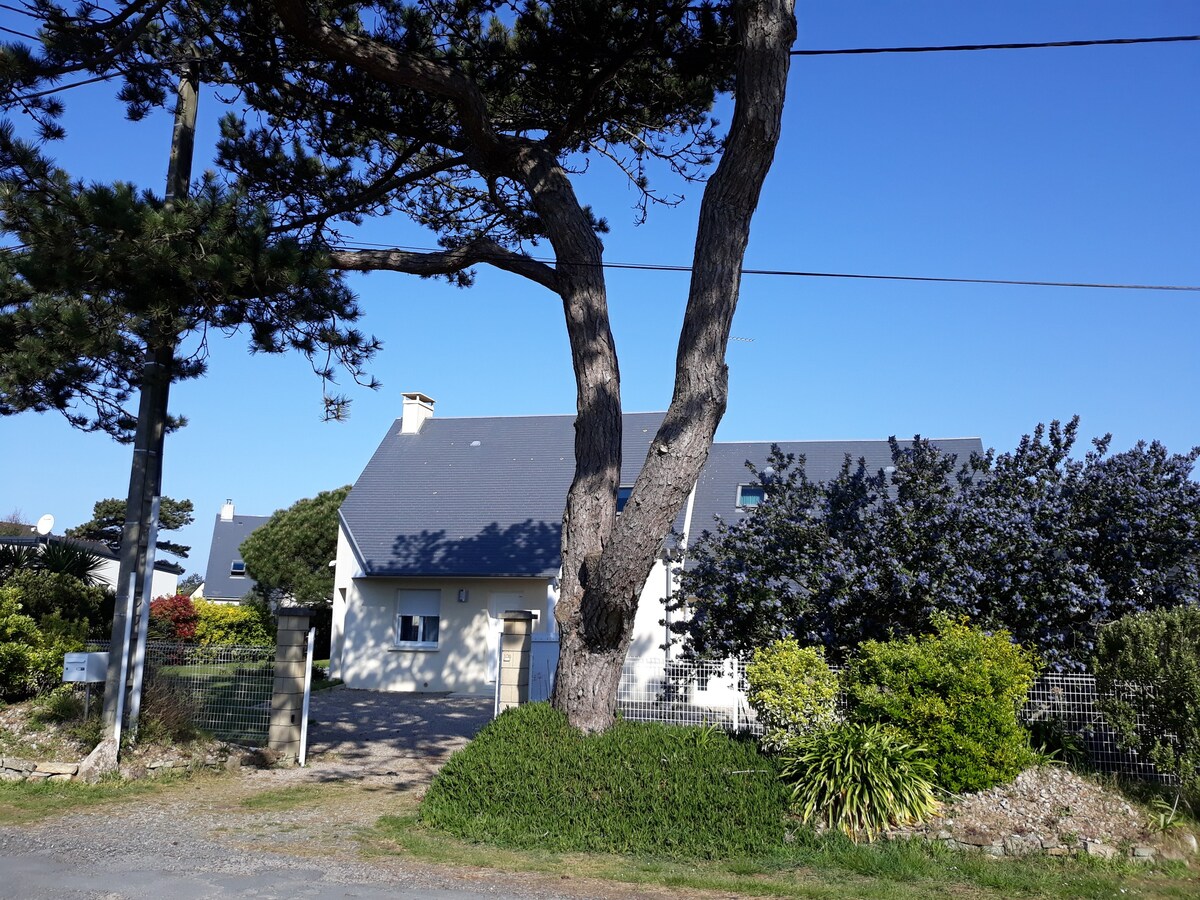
331, 392, 984, 696
195, 500, 270, 603
0, 532, 182, 596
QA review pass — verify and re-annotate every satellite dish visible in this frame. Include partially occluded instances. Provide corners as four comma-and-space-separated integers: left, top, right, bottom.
36, 514, 54, 536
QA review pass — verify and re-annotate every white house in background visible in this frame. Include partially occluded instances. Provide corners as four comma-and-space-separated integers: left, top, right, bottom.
0, 533, 182, 597
195, 500, 271, 604
330, 391, 985, 695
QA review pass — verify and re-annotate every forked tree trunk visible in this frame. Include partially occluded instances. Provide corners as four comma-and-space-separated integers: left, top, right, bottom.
551, 0, 797, 732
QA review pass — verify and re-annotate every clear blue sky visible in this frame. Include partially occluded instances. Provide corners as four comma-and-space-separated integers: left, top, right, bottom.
2, 1, 1197, 579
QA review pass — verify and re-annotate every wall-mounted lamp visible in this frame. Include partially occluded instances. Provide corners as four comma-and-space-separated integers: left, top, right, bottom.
457, 589, 469, 603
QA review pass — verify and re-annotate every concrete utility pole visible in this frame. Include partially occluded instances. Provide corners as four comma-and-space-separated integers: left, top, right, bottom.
99, 60, 199, 749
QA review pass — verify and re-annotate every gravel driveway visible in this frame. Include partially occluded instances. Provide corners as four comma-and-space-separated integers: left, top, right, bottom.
0, 689, 701, 900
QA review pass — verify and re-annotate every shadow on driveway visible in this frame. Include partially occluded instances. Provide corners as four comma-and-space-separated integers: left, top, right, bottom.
300, 689, 493, 789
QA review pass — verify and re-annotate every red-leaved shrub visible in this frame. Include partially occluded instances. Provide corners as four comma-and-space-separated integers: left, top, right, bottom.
148, 593, 199, 641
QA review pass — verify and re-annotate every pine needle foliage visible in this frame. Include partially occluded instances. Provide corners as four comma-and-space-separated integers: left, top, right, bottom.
0, 145, 380, 438
421, 702, 790, 857
781, 722, 940, 843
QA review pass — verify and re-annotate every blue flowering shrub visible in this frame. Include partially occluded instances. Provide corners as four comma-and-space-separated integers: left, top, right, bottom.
674, 418, 1200, 672
845, 617, 1040, 793
1095, 605, 1200, 802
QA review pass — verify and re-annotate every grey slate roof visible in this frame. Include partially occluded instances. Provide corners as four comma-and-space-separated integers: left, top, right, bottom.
342, 411, 985, 579
202, 513, 270, 600
341, 412, 669, 577
688, 437, 986, 541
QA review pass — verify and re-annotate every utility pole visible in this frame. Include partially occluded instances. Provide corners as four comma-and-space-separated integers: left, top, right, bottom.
100, 60, 199, 748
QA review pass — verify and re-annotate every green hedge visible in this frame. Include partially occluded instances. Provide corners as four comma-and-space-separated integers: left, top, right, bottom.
845, 616, 1039, 793
421, 703, 790, 857
194, 599, 274, 647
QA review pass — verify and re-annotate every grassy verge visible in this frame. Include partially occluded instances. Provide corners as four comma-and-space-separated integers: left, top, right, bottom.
371, 812, 1198, 900
0, 774, 192, 827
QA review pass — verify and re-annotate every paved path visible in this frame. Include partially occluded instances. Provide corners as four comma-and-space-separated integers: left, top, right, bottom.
0, 689, 705, 900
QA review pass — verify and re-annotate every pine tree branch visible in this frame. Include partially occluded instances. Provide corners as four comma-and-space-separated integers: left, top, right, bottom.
328, 238, 558, 293
270, 152, 467, 235
271, 0, 510, 166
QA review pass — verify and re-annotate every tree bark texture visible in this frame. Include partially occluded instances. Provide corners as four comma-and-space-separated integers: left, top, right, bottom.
551, 0, 796, 731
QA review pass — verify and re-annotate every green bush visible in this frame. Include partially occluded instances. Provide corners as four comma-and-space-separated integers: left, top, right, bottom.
1094, 604, 1200, 802
0, 585, 84, 699
845, 616, 1039, 793
745, 637, 840, 751
194, 599, 274, 647
781, 722, 940, 842
421, 702, 790, 857
0, 570, 113, 635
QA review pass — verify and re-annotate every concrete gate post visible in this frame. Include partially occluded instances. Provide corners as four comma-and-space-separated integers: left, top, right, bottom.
268, 607, 313, 761
497, 611, 536, 713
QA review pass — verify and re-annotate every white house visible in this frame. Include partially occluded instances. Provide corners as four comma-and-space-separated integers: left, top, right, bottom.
329, 392, 984, 695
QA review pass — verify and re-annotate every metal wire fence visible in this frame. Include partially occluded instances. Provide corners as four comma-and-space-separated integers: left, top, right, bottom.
617, 657, 761, 734
89, 641, 274, 745
617, 657, 1170, 781
1021, 673, 1168, 781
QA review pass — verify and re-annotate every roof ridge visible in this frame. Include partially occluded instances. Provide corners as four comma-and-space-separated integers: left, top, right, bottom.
714, 436, 983, 445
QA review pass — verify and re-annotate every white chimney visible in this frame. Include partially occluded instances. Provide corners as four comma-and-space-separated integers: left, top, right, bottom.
220, 499, 235, 521
400, 392, 436, 434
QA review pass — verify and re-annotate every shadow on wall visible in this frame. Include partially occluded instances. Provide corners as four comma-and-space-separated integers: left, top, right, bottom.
385, 520, 561, 576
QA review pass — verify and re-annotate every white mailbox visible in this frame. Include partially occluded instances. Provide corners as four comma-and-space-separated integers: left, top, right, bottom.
63, 652, 109, 683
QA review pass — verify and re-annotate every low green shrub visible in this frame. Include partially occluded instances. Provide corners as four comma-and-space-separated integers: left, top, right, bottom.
745, 637, 840, 752
194, 599, 274, 647
0, 570, 113, 634
845, 616, 1040, 793
1094, 604, 1200, 802
421, 702, 790, 857
781, 722, 939, 842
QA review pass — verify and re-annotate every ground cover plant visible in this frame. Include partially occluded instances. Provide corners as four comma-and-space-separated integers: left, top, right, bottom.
421, 702, 789, 857
383, 799, 1200, 900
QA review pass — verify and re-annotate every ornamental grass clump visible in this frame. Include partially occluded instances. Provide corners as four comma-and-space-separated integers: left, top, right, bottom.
781, 722, 939, 843
745, 637, 840, 751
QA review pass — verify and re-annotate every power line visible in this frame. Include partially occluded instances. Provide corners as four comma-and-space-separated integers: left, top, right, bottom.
791, 34, 1200, 56
0, 24, 38, 41
337, 242, 1200, 292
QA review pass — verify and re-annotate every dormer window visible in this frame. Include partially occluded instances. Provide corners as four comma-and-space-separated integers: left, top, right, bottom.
736, 485, 765, 508
616, 485, 634, 513
230, 560, 247, 577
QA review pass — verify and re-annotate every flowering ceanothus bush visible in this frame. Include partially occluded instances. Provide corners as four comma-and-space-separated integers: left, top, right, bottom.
673, 418, 1200, 672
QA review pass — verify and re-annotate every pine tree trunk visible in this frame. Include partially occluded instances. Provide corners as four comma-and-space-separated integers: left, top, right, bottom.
551, 0, 796, 732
